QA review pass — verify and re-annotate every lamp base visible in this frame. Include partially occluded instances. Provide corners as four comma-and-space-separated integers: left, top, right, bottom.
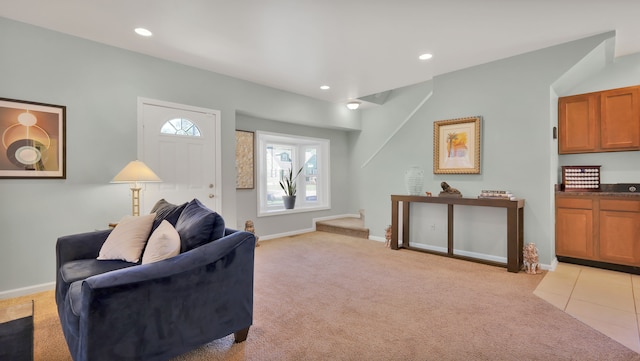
131, 187, 142, 216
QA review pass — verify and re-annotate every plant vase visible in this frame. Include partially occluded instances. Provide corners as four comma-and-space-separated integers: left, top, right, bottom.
283, 195, 296, 209
404, 166, 424, 195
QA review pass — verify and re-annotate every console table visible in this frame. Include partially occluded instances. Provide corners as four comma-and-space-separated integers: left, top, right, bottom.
390, 195, 525, 273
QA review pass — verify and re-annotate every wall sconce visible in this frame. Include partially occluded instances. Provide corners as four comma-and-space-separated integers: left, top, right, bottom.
111, 160, 162, 216
346, 101, 361, 110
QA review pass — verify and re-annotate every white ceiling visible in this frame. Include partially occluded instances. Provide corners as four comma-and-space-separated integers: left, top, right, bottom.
1, 1, 639, 105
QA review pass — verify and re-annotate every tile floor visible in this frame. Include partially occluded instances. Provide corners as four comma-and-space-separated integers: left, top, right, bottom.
534, 262, 640, 353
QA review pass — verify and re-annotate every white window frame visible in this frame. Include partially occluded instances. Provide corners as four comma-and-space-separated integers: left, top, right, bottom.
256, 131, 330, 217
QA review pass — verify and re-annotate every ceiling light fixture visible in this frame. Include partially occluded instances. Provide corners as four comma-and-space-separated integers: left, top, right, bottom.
419, 53, 433, 60
346, 101, 360, 110
320, 85, 330, 90
134, 28, 153, 37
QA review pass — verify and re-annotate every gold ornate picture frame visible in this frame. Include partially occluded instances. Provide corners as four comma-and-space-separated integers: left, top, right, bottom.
235, 130, 255, 189
433, 116, 481, 174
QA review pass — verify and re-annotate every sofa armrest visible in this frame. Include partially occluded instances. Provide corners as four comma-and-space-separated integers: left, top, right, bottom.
76, 230, 256, 360
56, 230, 111, 271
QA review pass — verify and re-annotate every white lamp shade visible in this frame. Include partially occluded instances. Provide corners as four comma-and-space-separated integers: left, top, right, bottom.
111, 160, 162, 183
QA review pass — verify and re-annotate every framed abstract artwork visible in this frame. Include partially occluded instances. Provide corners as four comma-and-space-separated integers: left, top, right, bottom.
433, 116, 481, 174
0, 98, 66, 179
235, 130, 255, 189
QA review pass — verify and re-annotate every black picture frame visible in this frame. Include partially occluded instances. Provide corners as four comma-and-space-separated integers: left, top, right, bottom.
0, 98, 66, 179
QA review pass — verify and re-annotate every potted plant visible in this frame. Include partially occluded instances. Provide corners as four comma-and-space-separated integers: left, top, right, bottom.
280, 166, 303, 209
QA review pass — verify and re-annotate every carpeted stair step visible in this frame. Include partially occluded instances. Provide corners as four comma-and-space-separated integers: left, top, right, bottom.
316, 217, 369, 239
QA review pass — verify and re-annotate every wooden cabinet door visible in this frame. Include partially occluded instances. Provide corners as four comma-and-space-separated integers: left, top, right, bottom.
558, 93, 598, 154
556, 207, 594, 259
600, 86, 640, 151
599, 199, 640, 266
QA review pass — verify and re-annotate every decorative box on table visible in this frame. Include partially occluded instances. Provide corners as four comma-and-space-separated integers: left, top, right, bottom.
562, 166, 601, 192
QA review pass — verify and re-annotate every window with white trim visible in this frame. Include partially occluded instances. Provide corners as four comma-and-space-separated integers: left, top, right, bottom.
160, 118, 201, 136
257, 131, 330, 216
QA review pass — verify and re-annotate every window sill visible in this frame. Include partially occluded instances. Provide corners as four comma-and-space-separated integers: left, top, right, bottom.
258, 205, 330, 217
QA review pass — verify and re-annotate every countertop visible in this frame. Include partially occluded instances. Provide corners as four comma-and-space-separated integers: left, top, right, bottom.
556, 184, 640, 198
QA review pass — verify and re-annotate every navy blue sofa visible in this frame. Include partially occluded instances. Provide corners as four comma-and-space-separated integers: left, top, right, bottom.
55, 199, 256, 361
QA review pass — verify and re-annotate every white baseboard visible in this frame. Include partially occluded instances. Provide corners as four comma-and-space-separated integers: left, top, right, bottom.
407, 243, 508, 264
253, 215, 560, 273
0, 282, 55, 300
391, 242, 558, 272
258, 213, 362, 242
543, 257, 558, 271
258, 228, 315, 241
369, 236, 386, 243
407, 243, 448, 254
454, 249, 508, 264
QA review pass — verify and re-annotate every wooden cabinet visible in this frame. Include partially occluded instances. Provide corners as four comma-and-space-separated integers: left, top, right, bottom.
555, 197, 594, 259
558, 86, 640, 154
558, 93, 598, 153
600, 87, 640, 150
556, 194, 640, 268
599, 199, 640, 265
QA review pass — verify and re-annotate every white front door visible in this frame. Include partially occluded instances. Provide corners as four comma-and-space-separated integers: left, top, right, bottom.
138, 98, 221, 214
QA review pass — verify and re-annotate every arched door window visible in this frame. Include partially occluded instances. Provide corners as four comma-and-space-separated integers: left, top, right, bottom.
160, 118, 201, 136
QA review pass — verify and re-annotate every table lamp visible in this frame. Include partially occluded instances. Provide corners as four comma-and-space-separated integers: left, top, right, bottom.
111, 160, 162, 216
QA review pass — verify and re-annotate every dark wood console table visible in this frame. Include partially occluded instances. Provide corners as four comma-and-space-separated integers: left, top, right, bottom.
390, 195, 525, 273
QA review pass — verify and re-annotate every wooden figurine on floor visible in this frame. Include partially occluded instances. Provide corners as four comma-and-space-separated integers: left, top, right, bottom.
523, 242, 540, 274
384, 225, 392, 248
245, 220, 260, 247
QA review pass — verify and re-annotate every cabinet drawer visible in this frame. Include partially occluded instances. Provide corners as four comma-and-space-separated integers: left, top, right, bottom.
600, 199, 640, 212
556, 197, 593, 209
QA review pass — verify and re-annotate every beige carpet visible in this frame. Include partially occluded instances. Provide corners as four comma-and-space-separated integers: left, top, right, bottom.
3, 231, 640, 360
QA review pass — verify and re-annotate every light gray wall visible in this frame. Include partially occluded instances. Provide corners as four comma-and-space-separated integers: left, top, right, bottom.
0, 17, 358, 294
235, 113, 352, 237
1, 15, 639, 294
349, 32, 621, 265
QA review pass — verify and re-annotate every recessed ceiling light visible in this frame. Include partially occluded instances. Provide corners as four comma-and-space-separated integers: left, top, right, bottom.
419, 53, 433, 60
346, 101, 360, 110
320, 85, 330, 90
135, 28, 153, 37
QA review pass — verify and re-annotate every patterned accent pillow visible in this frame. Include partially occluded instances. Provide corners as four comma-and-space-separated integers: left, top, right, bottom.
150, 199, 187, 232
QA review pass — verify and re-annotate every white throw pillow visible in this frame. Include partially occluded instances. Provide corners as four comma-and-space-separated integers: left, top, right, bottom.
141, 220, 181, 264
97, 213, 155, 263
